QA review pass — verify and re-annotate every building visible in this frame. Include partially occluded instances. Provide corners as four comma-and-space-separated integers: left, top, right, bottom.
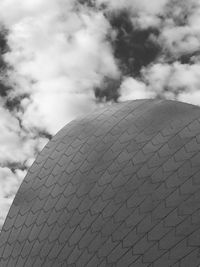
0, 99, 200, 266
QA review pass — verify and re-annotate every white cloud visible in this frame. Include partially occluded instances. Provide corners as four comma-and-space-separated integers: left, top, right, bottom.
160, 25, 200, 56
159, 0, 200, 56
143, 62, 200, 100
0, 105, 22, 163
0, 197, 13, 229
119, 77, 152, 101
0, 0, 73, 26
21, 89, 96, 133
131, 13, 162, 29
0, 103, 48, 164
142, 63, 172, 97
169, 63, 200, 91
0, 167, 25, 197
3, 2, 119, 134
96, 0, 168, 15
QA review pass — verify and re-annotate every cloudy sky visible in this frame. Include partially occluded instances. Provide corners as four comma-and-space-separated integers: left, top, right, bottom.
0, 0, 200, 228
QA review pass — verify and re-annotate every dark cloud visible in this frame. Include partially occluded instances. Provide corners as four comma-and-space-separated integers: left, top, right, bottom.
92, 9, 162, 103
2, 162, 27, 173
166, 51, 200, 65
0, 28, 9, 55
94, 76, 121, 102
0, 82, 11, 97
77, 0, 95, 8
0, 28, 12, 98
77, 0, 107, 10
4, 93, 29, 112
38, 130, 52, 140
106, 10, 161, 77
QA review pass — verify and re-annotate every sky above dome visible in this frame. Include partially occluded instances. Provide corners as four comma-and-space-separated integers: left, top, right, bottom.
0, 0, 200, 228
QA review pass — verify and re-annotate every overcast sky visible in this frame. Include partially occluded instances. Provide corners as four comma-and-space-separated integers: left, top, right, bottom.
0, 0, 200, 228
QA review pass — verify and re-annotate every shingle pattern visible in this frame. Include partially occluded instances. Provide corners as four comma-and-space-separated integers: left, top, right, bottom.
0, 99, 200, 266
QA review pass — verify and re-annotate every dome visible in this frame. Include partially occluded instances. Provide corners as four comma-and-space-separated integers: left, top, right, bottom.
0, 99, 200, 266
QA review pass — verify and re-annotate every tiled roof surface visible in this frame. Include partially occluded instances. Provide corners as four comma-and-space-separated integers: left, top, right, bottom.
0, 99, 200, 266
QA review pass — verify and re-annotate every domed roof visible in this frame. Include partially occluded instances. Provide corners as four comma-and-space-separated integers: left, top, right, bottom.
1, 99, 200, 266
